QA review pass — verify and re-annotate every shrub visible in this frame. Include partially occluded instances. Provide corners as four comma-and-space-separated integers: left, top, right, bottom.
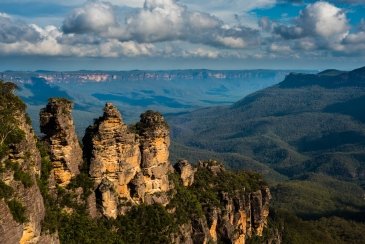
0, 81, 27, 160
5, 161, 33, 188
7, 199, 27, 223
67, 171, 94, 199
0, 180, 13, 199
14, 170, 33, 188
58, 212, 120, 244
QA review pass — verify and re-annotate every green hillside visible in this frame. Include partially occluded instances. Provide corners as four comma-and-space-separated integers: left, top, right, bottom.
168, 67, 365, 180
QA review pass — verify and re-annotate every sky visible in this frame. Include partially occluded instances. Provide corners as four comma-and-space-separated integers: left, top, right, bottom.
0, 0, 365, 70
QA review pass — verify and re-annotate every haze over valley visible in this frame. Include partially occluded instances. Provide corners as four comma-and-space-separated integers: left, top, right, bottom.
4, 69, 303, 134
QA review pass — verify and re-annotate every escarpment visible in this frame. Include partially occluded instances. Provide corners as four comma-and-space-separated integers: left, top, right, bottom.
83, 104, 172, 217
40, 98, 83, 187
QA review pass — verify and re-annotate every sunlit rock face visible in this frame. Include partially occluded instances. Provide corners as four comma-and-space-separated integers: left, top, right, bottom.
83, 104, 172, 218
40, 98, 83, 187
0, 112, 55, 244
132, 110, 171, 205
174, 160, 196, 187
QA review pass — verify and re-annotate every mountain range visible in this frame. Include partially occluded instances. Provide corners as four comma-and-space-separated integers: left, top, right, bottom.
167, 66, 365, 236
2, 69, 309, 134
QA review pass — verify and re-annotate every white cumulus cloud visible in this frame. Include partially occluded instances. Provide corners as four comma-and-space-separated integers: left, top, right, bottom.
61, 0, 258, 49
274, 1, 349, 41
62, 1, 118, 34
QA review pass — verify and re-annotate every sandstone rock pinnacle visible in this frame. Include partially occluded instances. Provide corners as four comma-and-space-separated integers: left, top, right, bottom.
83, 103, 141, 217
132, 110, 171, 204
40, 98, 83, 187
83, 105, 172, 218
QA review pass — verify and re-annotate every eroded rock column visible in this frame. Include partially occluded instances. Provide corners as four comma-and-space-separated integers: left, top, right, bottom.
83, 105, 173, 218
83, 103, 141, 217
131, 110, 171, 205
40, 98, 82, 187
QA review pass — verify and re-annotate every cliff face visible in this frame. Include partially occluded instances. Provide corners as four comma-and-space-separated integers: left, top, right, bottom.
40, 98, 83, 187
83, 104, 171, 218
172, 160, 271, 244
0, 112, 51, 244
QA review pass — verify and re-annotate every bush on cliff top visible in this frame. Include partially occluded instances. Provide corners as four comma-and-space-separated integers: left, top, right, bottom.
191, 163, 266, 209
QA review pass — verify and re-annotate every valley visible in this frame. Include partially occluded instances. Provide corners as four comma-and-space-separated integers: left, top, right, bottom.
2, 69, 307, 134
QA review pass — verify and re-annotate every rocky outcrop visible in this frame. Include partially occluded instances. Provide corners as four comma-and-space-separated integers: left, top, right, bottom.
83, 104, 172, 218
172, 161, 271, 244
83, 103, 141, 217
208, 188, 271, 243
132, 110, 171, 205
172, 218, 214, 244
40, 98, 83, 187
174, 160, 196, 187
198, 160, 225, 175
0, 112, 52, 244
83, 103, 140, 204
200, 161, 271, 243
252, 187, 271, 236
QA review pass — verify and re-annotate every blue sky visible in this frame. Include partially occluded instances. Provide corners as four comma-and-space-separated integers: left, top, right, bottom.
0, 0, 364, 70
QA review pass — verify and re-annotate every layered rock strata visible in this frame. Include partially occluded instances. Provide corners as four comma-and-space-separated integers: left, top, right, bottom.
40, 98, 83, 187
132, 110, 171, 205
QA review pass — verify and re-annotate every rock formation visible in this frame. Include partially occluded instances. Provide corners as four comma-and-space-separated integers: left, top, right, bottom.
83, 104, 172, 218
132, 110, 171, 205
201, 161, 271, 242
174, 160, 272, 244
0, 92, 272, 243
40, 98, 83, 187
0, 111, 58, 244
174, 160, 196, 187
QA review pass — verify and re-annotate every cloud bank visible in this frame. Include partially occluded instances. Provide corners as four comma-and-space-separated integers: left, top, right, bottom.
61, 0, 258, 49
0, 0, 364, 60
